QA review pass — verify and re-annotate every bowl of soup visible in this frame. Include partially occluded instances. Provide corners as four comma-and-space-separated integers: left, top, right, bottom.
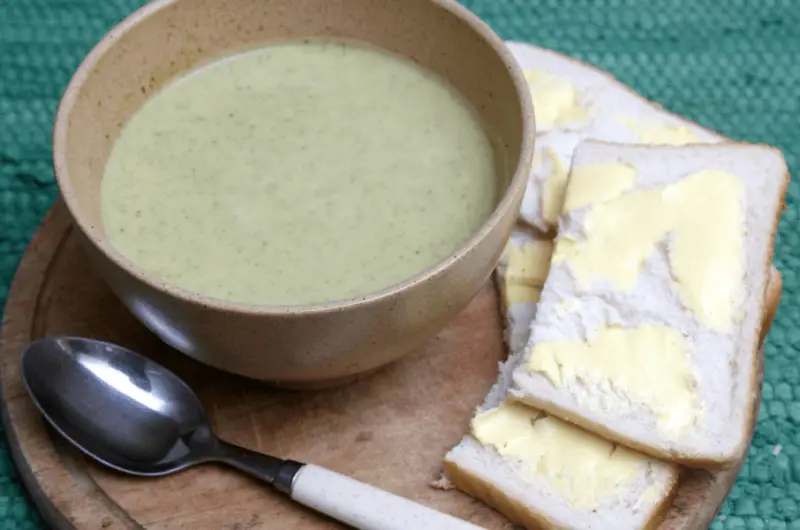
53, 0, 534, 387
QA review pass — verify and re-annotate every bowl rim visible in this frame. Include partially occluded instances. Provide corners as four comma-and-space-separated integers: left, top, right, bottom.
52, 0, 535, 317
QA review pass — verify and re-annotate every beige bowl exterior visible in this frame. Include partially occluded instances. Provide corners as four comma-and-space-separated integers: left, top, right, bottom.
53, 0, 534, 387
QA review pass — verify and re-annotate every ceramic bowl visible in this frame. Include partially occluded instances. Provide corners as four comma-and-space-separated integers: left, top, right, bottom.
52, 0, 534, 387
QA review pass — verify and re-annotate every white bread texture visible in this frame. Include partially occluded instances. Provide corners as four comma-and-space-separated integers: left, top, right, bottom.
509, 141, 789, 467
450, 43, 787, 529
496, 226, 782, 410
505, 41, 724, 234
496, 43, 783, 408
439, 266, 781, 530
498, 41, 737, 357
443, 351, 680, 530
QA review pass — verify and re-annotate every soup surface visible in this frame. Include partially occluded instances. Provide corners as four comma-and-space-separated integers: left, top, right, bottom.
101, 40, 498, 306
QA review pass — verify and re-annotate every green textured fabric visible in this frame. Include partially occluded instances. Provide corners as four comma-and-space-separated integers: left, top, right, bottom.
0, 0, 798, 528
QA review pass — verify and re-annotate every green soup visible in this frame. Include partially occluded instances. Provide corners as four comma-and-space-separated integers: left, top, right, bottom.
101, 40, 498, 306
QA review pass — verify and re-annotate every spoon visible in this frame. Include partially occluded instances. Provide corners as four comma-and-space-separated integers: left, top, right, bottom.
21, 337, 482, 530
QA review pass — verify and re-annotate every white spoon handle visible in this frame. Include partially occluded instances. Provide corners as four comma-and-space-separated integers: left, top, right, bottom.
290, 464, 484, 530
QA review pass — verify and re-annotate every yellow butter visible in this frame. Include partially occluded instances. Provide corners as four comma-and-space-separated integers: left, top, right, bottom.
472, 402, 645, 509
504, 284, 542, 305
501, 239, 552, 304
536, 148, 571, 226
553, 168, 744, 330
504, 239, 554, 287
562, 162, 637, 212
619, 118, 699, 145
524, 70, 590, 130
527, 324, 703, 435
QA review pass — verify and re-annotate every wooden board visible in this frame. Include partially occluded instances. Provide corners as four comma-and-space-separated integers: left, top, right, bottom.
0, 201, 757, 530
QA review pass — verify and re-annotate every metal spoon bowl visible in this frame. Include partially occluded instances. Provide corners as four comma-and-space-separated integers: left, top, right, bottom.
21, 337, 480, 530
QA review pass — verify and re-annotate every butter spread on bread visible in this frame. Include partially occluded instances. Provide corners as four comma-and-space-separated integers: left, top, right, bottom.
560, 161, 637, 213
507, 42, 725, 234
555, 166, 744, 330
523, 70, 591, 131
444, 354, 680, 530
503, 240, 552, 296
535, 147, 571, 225
528, 325, 703, 435
471, 402, 663, 509
441, 42, 787, 530
511, 141, 788, 464
496, 231, 553, 352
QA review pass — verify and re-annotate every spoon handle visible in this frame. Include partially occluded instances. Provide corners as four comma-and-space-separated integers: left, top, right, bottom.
290, 463, 484, 530
215, 442, 481, 529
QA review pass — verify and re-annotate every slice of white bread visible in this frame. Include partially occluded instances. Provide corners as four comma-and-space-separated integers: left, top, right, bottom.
498, 42, 781, 371
510, 141, 789, 467
447, 41, 786, 529
505, 41, 724, 234
496, 227, 783, 383
439, 265, 781, 530
444, 352, 680, 530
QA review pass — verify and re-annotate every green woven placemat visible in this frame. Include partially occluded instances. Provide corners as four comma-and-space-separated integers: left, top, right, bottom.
1, 0, 798, 528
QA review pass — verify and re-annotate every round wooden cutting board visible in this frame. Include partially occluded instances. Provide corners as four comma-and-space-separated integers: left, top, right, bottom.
0, 201, 760, 530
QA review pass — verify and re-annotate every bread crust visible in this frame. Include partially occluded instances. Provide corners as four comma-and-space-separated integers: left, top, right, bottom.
740, 170, 789, 461
443, 458, 557, 530
761, 267, 782, 344
510, 44, 728, 236
498, 265, 780, 353
505, 44, 726, 144
645, 474, 681, 530
444, 453, 681, 530
441, 268, 780, 529
510, 263, 785, 470
476, 43, 790, 526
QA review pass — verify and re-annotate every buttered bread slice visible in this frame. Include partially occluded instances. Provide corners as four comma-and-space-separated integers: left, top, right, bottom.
505, 42, 724, 234
442, 262, 781, 530
510, 141, 789, 466
444, 352, 680, 530
496, 228, 782, 407
498, 41, 782, 369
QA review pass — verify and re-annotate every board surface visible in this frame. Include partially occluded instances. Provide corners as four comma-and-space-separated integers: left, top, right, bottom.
0, 201, 757, 529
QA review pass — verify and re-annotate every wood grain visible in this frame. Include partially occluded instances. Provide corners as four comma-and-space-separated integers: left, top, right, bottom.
0, 201, 761, 529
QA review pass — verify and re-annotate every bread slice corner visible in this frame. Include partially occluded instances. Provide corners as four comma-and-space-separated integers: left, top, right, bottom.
443, 351, 681, 529
505, 41, 729, 235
